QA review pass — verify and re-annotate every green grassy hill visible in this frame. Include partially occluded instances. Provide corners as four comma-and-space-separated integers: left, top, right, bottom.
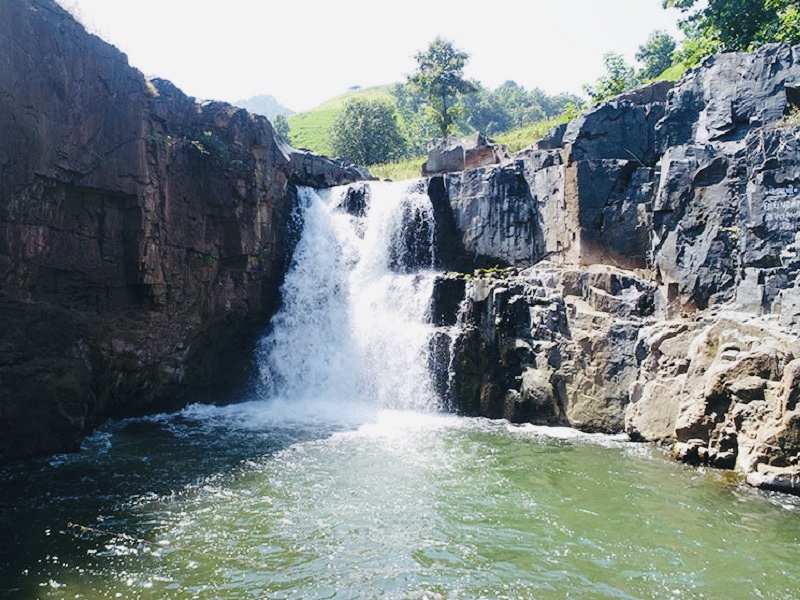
287, 84, 396, 155
286, 84, 572, 181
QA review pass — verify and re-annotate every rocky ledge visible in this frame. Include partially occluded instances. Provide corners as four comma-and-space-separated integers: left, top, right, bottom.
0, 0, 366, 459
427, 44, 800, 494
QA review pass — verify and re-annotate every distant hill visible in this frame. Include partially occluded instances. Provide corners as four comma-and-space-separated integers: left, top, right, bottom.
233, 94, 294, 120
287, 84, 396, 154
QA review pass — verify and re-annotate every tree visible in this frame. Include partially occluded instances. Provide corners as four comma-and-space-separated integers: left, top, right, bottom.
665, 0, 800, 66
273, 114, 290, 141
408, 37, 478, 137
328, 98, 406, 166
636, 30, 677, 80
392, 83, 440, 155
759, 0, 800, 45
583, 52, 639, 105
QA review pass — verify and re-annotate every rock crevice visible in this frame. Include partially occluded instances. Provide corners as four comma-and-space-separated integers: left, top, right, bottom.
432, 44, 800, 494
0, 0, 366, 459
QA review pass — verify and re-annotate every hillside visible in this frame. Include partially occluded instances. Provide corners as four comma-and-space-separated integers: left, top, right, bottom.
287, 84, 396, 154
233, 94, 294, 120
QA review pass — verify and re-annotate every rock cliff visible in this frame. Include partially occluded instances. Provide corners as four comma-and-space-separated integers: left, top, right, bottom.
0, 0, 366, 458
431, 45, 800, 494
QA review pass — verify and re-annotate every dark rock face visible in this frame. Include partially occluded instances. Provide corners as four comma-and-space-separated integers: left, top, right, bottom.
433, 43, 800, 493
437, 266, 656, 430
0, 0, 365, 459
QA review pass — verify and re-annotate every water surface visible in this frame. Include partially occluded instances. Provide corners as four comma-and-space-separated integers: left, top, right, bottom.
1, 403, 798, 599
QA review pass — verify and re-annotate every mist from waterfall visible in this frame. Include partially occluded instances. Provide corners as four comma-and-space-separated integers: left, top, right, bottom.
256, 180, 440, 412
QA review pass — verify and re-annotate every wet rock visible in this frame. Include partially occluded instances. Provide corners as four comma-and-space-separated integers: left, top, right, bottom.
430, 275, 467, 327
747, 465, 800, 495
442, 264, 657, 432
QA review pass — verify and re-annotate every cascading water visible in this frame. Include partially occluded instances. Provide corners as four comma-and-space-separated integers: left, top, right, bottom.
4, 179, 800, 600
257, 180, 440, 412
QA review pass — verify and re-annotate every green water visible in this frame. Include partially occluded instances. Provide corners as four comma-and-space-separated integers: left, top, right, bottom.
1, 401, 798, 599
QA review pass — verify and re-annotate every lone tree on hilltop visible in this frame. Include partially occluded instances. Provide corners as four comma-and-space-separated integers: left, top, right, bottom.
408, 37, 477, 137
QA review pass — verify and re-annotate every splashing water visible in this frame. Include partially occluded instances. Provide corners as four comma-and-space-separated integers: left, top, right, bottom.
257, 180, 440, 412
3, 180, 800, 599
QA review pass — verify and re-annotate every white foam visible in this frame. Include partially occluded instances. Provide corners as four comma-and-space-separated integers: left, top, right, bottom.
256, 181, 440, 413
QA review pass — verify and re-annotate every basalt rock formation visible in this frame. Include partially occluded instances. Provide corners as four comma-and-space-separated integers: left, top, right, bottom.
431, 45, 800, 494
0, 0, 366, 459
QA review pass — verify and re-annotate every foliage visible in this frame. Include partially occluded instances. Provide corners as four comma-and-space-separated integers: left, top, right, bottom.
369, 156, 427, 181
761, 0, 800, 45
408, 37, 478, 137
655, 61, 690, 82
273, 114, 290, 140
776, 106, 800, 129
190, 130, 230, 168
287, 78, 582, 163
665, 0, 800, 67
393, 83, 441, 155
636, 30, 677, 80
462, 81, 577, 135
397, 78, 581, 141
583, 52, 639, 104
560, 101, 585, 122
287, 85, 395, 154
372, 112, 577, 181
494, 116, 568, 154
328, 98, 406, 166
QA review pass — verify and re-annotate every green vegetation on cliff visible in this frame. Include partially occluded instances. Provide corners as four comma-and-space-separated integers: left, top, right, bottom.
287, 85, 395, 154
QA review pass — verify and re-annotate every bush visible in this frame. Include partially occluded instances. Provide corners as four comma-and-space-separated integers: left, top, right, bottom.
329, 99, 406, 166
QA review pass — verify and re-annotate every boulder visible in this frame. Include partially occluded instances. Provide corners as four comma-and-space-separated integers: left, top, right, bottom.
422, 133, 510, 176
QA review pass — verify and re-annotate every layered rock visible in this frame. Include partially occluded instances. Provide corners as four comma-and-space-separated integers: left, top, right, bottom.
431, 44, 800, 493
0, 0, 365, 458
437, 265, 656, 432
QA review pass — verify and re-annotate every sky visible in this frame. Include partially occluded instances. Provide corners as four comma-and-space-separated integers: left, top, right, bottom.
57, 0, 684, 113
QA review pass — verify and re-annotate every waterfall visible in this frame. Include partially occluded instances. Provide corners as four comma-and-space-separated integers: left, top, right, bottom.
257, 180, 440, 412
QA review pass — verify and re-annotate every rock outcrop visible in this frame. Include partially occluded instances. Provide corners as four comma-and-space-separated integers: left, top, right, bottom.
0, 0, 365, 459
437, 265, 656, 432
431, 44, 800, 494
422, 133, 510, 176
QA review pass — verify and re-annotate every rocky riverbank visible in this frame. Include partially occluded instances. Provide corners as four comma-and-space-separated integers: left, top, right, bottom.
427, 44, 800, 494
2, 0, 800, 497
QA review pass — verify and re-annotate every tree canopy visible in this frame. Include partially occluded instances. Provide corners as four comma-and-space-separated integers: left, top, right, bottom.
408, 37, 478, 137
328, 98, 406, 166
666, 0, 800, 65
636, 30, 677, 80
583, 52, 639, 105
272, 114, 290, 141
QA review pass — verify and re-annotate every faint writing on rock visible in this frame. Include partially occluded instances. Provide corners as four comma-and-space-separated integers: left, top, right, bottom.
762, 187, 800, 232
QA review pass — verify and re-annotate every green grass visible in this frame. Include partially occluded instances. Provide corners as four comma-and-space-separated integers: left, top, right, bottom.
655, 62, 689, 82
776, 106, 800, 129
287, 84, 396, 155
367, 115, 575, 181
369, 156, 426, 181
288, 86, 574, 179
493, 116, 567, 154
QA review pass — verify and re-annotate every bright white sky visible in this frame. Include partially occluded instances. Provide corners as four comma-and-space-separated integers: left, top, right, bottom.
57, 0, 684, 112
